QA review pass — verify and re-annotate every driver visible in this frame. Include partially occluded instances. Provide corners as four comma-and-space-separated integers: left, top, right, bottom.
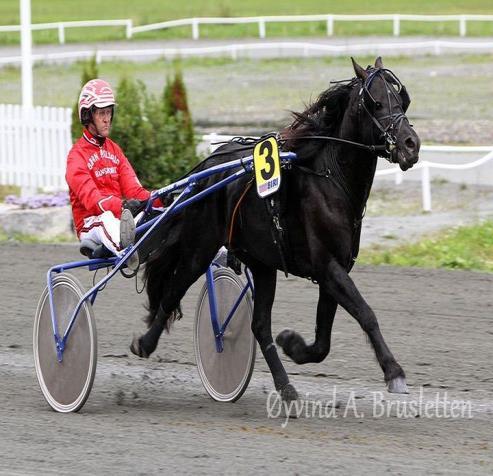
66, 78, 154, 268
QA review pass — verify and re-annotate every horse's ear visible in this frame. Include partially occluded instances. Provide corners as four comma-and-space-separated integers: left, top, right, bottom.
351, 57, 368, 80
374, 56, 383, 69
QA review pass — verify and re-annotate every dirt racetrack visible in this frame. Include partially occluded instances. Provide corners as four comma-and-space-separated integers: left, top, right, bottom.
0, 242, 491, 475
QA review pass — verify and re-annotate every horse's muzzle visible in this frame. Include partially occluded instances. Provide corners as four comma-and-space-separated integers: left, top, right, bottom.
394, 132, 420, 171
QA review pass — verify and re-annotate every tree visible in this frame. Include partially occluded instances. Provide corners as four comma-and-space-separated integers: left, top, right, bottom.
163, 67, 194, 142
111, 73, 198, 190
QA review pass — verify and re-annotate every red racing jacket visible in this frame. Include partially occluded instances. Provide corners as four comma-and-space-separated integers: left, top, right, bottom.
66, 129, 151, 236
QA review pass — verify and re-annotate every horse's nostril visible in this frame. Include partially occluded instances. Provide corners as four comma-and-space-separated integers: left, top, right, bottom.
405, 137, 416, 149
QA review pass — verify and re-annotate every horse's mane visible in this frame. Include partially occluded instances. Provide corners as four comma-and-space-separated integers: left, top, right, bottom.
281, 78, 358, 157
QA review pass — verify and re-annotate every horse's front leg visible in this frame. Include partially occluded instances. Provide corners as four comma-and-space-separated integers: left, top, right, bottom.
276, 286, 337, 364
250, 265, 298, 402
322, 258, 408, 394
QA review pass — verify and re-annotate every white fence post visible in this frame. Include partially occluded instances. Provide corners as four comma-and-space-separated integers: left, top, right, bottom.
421, 164, 432, 212
192, 18, 199, 40
126, 19, 133, 39
0, 105, 5, 185
208, 132, 217, 153
459, 16, 467, 37
259, 18, 266, 38
20, 106, 34, 196
393, 14, 400, 36
326, 15, 334, 36
395, 168, 403, 185
58, 23, 65, 44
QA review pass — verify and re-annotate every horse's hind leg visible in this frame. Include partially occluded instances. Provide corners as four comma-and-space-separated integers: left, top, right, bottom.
131, 244, 218, 359
276, 286, 337, 364
323, 258, 408, 394
130, 303, 177, 358
250, 264, 298, 402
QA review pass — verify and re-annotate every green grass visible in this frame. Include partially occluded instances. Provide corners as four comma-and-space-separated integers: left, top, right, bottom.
0, 228, 76, 244
358, 221, 493, 272
1, 0, 493, 44
0, 185, 20, 201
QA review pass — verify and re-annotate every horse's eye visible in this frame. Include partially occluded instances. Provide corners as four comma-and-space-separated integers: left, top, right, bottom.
375, 101, 382, 110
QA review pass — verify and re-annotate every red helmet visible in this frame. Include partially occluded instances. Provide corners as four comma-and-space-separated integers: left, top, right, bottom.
78, 78, 116, 124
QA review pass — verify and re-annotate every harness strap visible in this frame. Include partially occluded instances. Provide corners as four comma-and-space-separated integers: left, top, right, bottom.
294, 151, 365, 267
264, 196, 289, 278
227, 179, 253, 247
293, 148, 361, 220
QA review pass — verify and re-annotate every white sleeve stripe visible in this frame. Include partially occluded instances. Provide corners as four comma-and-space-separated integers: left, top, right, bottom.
98, 195, 113, 213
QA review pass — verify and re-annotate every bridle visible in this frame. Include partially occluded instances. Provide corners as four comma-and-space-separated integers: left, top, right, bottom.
357, 68, 410, 162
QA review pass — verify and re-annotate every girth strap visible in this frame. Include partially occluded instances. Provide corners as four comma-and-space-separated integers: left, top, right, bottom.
264, 196, 289, 278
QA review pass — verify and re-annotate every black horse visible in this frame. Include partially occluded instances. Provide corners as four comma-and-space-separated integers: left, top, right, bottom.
131, 57, 420, 401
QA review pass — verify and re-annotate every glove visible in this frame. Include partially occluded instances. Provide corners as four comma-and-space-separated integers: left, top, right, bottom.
98, 195, 122, 218
123, 199, 148, 217
149, 191, 168, 209
152, 196, 165, 209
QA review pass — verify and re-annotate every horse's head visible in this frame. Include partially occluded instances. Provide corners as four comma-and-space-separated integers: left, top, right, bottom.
351, 57, 420, 171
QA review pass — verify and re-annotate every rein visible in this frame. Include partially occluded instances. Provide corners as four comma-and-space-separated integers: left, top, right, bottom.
278, 135, 388, 154
210, 135, 388, 156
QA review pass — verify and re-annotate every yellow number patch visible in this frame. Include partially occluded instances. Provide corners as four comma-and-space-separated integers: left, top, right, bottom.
253, 137, 281, 198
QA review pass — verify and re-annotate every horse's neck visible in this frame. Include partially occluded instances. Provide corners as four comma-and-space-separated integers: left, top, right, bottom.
322, 145, 377, 218
336, 110, 379, 216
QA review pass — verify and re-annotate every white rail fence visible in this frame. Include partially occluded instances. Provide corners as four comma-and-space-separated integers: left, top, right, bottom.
2, 14, 493, 43
377, 148, 493, 211
0, 104, 72, 193
203, 134, 493, 212
2, 40, 493, 66
132, 14, 493, 40
0, 19, 132, 44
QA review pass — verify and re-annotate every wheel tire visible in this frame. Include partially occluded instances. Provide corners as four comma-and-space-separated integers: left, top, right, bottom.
194, 267, 255, 402
33, 273, 97, 413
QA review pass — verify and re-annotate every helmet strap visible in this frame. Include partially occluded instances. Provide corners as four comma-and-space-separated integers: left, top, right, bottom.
87, 121, 107, 145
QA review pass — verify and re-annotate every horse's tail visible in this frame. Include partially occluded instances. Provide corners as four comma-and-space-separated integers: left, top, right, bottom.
143, 217, 183, 330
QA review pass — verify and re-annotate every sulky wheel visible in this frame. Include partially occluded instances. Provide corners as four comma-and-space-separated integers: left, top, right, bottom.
33, 272, 97, 413
194, 267, 256, 402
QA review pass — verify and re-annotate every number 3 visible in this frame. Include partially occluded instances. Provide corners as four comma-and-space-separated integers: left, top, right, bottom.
258, 141, 275, 181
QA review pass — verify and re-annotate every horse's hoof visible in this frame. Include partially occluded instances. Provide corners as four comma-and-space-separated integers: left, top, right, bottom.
387, 376, 409, 394
130, 336, 149, 359
275, 329, 295, 348
280, 383, 299, 402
